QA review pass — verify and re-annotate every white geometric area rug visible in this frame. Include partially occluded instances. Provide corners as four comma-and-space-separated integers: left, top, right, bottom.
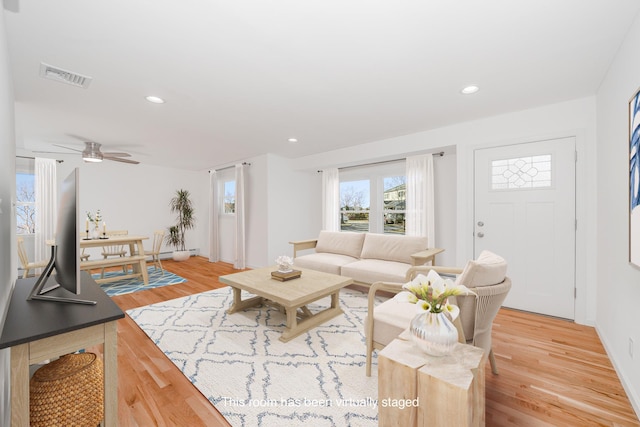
127, 286, 382, 427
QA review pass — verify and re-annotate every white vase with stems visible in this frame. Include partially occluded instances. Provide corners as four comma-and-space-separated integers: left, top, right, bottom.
91, 225, 100, 239
409, 311, 458, 356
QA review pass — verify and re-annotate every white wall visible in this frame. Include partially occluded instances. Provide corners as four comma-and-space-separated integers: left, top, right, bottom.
433, 152, 457, 266
243, 155, 269, 267
47, 156, 202, 260
0, 7, 15, 426
265, 153, 320, 264
595, 10, 640, 416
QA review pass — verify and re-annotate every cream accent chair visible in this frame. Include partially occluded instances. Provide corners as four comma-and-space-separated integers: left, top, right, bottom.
17, 237, 49, 278
365, 250, 511, 377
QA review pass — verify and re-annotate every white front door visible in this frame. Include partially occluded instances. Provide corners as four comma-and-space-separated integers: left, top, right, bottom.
473, 137, 576, 319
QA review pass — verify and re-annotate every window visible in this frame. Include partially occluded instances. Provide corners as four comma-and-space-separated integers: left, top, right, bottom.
383, 176, 406, 234
339, 162, 406, 234
223, 180, 236, 214
16, 163, 36, 234
340, 180, 370, 232
491, 155, 552, 190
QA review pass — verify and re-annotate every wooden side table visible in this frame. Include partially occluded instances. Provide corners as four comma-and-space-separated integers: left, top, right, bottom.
378, 337, 487, 427
0, 273, 124, 427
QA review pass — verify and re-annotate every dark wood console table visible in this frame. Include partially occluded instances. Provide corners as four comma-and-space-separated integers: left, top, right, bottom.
0, 273, 124, 427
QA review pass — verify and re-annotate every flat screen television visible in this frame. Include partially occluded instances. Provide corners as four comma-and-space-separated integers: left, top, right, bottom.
27, 167, 96, 305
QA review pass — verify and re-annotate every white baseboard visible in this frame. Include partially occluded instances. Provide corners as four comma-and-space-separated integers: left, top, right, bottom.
158, 248, 199, 260
595, 324, 640, 420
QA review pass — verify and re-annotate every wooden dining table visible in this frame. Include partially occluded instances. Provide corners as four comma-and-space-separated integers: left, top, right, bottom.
79, 235, 150, 285
48, 235, 150, 286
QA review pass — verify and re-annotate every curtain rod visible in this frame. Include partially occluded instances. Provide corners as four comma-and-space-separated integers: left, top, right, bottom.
317, 151, 444, 173
16, 155, 64, 163
209, 162, 251, 173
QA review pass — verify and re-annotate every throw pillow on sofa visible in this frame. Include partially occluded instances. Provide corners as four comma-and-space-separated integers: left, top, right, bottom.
315, 231, 365, 259
359, 233, 428, 264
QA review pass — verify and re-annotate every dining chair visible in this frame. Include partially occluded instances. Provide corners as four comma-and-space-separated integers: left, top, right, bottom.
78, 232, 90, 261
101, 229, 129, 277
145, 230, 165, 274
17, 236, 49, 278
365, 250, 511, 376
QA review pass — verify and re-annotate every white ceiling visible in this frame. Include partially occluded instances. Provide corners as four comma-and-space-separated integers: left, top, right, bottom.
5, 0, 640, 171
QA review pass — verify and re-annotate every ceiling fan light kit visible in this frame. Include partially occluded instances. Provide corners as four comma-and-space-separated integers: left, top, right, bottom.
82, 151, 102, 162
82, 142, 103, 162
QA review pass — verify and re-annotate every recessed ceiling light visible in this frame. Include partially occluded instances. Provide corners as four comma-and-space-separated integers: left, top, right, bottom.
288, 138, 298, 143
145, 95, 165, 104
460, 85, 479, 95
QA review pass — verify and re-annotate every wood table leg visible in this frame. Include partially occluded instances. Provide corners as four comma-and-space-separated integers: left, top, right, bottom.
103, 321, 118, 427
10, 344, 30, 427
138, 258, 149, 285
133, 241, 149, 285
227, 287, 263, 314
300, 306, 313, 317
279, 291, 344, 342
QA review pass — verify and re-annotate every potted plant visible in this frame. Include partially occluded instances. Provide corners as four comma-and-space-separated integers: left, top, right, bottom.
166, 189, 195, 261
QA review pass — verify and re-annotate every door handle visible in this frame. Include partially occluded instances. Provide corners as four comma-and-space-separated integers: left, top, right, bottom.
477, 232, 485, 238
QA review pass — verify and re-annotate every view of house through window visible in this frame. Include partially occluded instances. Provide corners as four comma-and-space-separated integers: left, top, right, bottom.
16, 171, 36, 234
223, 180, 236, 214
382, 176, 406, 234
339, 162, 406, 234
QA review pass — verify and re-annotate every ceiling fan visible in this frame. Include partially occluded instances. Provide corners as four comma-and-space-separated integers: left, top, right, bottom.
37, 141, 140, 164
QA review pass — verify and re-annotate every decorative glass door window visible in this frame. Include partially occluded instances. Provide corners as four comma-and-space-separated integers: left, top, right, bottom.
491, 155, 552, 190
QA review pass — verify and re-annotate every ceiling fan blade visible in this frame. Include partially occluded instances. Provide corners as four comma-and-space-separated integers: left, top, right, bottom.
104, 156, 139, 164
102, 152, 131, 157
67, 133, 91, 141
53, 144, 83, 153
32, 150, 67, 154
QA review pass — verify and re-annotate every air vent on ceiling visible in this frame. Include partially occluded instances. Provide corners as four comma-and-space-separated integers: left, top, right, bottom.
39, 62, 92, 89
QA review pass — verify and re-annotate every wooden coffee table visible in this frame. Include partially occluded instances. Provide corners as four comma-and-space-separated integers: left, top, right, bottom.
219, 266, 353, 342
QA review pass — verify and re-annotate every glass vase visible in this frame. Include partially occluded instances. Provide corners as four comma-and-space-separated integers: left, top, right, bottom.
91, 226, 100, 239
409, 311, 458, 357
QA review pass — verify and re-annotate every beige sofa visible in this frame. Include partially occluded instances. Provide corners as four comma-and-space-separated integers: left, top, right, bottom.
290, 231, 443, 286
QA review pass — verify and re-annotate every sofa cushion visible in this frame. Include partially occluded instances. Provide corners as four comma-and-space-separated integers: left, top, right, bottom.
368, 300, 416, 345
360, 233, 429, 264
456, 250, 507, 287
294, 252, 358, 276
341, 259, 411, 284
315, 231, 366, 259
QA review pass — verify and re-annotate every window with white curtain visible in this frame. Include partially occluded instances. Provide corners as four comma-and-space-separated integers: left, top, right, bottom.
339, 161, 406, 234
16, 158, 35, 234
223, 180, 236, 214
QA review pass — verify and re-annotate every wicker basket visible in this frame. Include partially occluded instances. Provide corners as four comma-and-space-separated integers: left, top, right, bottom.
30, 352, 104, 427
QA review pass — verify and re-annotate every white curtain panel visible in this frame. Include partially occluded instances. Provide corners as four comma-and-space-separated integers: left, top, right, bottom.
322, 168, 340, 232
234, 164, 246, 269
405, 154, 435, 244
34, 158, 57, 263
208, 170, 219, 262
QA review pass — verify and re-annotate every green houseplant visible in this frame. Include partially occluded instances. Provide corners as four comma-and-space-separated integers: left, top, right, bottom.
166, 189, 195, 261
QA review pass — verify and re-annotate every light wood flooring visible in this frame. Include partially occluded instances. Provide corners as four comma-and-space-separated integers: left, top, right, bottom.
100, 256, 639, 426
